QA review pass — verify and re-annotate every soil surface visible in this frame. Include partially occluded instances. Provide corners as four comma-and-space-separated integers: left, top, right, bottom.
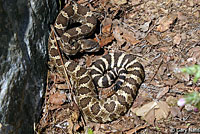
36, 0, 200, 133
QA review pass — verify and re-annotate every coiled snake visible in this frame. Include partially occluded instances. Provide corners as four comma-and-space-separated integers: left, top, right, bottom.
48, 3, 145, 123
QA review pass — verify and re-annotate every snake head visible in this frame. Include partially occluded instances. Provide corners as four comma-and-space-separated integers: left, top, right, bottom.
60, 40, 81, 55
79, 39, 100, 53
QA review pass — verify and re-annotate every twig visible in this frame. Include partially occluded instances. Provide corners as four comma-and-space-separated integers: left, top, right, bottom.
149, 58, 163, 83
50, 25, 87, 126
50, 25, 72, 89
139, 57, 163, 102
125, 124, 148, 134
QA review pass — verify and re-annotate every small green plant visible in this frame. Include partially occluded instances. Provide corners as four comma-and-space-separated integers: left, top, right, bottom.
177, 65, 200, 111
177, 92, 200, 111
181, 65, 200, 83
87, 127, 94, 134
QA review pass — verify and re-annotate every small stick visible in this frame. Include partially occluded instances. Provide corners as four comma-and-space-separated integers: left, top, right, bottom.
50, 25, 87, 126
50, 25, 72, 90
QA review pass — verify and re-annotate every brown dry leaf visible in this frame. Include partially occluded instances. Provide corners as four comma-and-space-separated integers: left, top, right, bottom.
121, 30, 140, 45
140, 21, 151, 32
194, 86, 200, 92
170, 106, 182, 118
146, 33, 159, 45
135, 101, 170, 124
173, 83, 185, 90
74, 124, 81, 133
156, 101, 170, 120
188, 0, 195, 6
163, 56, 171, 63
194, 10, 200, 18
166, 96, 177, 106
56, 84, 69, 90
67, 118, 74, 134
125, 124, 147, 134
102, 18, 112, 26
158, 46, 171, 53
71, 111, 79, 122
85, 55, 92, 67
77, 0, 87, 4
132, 92, 150, 109
131, 0, 142, 5
144, 107, 155, 125
188, 46, 200, 56
157, 14, 177, 32
177, 12, 187, 21
156, 86, 169, 99
163, 79, 178, 86
157, 63, 167, 77
52, 73, 66, 83
185, 104, 195, 112
135, 101, 156, 115
135, 101, 156, 125
173, 34, 182, 45
113, 26, 140, 46
99, 0, 110, 6
113, 26, 125, 46
109, 117, 137, 132
188, 46, 200, 62
97, 36, 114, 47
111, 0, 127, 5
175, 72, 190, 82
102, 24, 112, 34
49, 92, 66, 105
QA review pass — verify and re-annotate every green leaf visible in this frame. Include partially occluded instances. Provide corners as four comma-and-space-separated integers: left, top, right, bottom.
87, 128, 93, 134
181, 65, 200, 110
181, 65, 200, 83
185, 92, 200, 105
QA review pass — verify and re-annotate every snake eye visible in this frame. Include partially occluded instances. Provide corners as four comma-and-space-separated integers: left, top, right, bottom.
71, 41, 75, 46
70, 39, 77, 46
70, 40, 80, 49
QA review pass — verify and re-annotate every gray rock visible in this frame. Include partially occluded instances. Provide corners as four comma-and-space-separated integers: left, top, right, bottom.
0, 0, 57, 133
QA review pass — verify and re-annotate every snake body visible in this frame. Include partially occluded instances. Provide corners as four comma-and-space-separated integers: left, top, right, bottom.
48, 3, 145, 123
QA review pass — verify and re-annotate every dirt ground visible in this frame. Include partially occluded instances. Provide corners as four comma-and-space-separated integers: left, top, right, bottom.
36, 0, 200, 133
